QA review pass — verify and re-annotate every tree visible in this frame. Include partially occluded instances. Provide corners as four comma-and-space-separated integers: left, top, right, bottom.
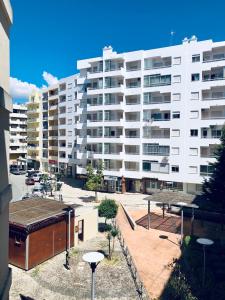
202, 125, 225, 211
98, 199, 118, 224
85, 161, 103, 201
105, 226, 119, 260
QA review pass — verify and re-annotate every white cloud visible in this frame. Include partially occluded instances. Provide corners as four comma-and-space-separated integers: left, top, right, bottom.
42, 71, 58, 86
10, 71, 59, 100
10, 77, 38, 99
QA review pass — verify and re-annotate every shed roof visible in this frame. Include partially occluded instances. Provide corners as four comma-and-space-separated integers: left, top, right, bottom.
144, 191, 195, 205
9, 198, 78, 227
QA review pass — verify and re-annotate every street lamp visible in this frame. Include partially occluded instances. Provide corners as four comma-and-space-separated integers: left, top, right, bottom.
83, 252, 104, 300
196, 238, 214, 287
176, 202, 187, 246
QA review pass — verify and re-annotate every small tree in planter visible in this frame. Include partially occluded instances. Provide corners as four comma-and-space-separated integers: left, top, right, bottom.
85, 161, 103, 202
98, 199, 118, 224
98, 199, 118, 259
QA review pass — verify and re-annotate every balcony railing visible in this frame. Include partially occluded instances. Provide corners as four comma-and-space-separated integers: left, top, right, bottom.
126, 82, 141, 88
201, 114, 225, 120
202, 75, 225, 82
203, 53, 225, 63
104, 83, 123, 89
201, 134, 221, 139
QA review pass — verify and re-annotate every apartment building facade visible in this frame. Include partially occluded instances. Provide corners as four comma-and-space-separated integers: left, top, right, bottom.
39, 75, 78, 176
0, 0, 13, 299
9, 104, 27, 166
27, 92, 41, 170
76, 37, 225, 194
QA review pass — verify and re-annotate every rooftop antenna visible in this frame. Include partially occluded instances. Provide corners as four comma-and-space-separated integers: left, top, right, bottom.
170, 30, 175, 46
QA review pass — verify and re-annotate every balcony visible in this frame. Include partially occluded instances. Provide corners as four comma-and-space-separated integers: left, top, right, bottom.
126, 79, 141, 89
203, 48, 225, 63
126, 61, 141, 72
144, 92, 171, 105
143, 161, 169, 174
143, 144, 170, 156
144, 75, 171, 87
201, 127, 222, 139
201, 107, 225, 120
144, 111, 171, 122
200, 146, 217, 158
202, 67, 225, 82
144, 57, 172, 70
202, 89, 225, 101
125, 161, 139, 171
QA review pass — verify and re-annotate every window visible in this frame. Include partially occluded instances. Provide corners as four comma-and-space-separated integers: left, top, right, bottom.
200, 165, 214, 176
190, 111, 199, 119
67, 83, 72, 89
68, 119, 72, 125
68, 131, 72, 136
173, 57, 181, 65
68, 142, 72, 148
68, 154, 72, 158
189, 166, 197, 174
172, 93, 181, 101
68, 107, 72, 113
192, 54, 200, 63
171, 165, 179, 172
171, 129, 180, 137
68, 95, 72, 101
191, 73, 200, 81
191, 92, 199, 100
190, 129, 198, 137
189, 148, 198, 156
172, 111, 180, 119
171, 147, 179, 155
143, 161, 151, 171
173, 75, 181, 83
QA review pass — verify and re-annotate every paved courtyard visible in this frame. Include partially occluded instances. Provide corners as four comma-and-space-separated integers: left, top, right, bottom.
10, 233, 146, 300
116, 206, 181, 300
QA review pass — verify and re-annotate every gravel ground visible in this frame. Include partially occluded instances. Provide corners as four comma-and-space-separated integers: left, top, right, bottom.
10, 233, 141, 300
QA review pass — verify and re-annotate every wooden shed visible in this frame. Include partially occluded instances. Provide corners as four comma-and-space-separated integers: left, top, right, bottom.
9, 198, 76, 270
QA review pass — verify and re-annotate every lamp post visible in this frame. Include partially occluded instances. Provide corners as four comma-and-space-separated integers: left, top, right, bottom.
65, 205, 73, 270
83, 252, 104, 300
176, 202, 187, 246
196, 238, 214, 287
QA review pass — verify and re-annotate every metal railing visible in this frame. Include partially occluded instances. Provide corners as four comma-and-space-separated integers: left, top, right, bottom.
116, 225, 149, 300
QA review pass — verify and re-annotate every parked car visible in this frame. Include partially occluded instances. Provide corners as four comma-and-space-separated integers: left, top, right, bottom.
19, 170, 27, 175
25, 178, 35, 185
31, 173, 41, 182
32, 185, 45, 197
10, 169, 20, 175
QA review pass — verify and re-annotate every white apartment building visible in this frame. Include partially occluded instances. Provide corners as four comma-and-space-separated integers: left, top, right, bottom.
76, 37, 225, 194
9, 104, 27, 165
40, 74, 79, 176
0, 0, 13, 299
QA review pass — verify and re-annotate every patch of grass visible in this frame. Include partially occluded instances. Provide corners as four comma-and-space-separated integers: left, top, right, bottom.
102, 255, 121, 267
31, 265, 41, 278
70, 248, 79, 257
98, 240, 108, 249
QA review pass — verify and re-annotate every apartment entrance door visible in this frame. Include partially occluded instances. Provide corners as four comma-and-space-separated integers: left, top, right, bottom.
78, 220, 84, 242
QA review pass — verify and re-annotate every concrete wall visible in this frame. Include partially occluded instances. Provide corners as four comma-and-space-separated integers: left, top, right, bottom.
74, 209, 98, 245
0, 0, 12, 298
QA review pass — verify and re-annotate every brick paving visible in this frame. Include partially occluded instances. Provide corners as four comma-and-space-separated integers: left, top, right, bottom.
136, 212, 181, 234
116, 206, 181, 300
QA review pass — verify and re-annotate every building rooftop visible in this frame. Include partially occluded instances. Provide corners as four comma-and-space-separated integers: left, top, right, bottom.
9, 198, 78, 227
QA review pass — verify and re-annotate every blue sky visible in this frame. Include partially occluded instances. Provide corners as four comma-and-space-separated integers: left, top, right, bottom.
10, 0, 225, 101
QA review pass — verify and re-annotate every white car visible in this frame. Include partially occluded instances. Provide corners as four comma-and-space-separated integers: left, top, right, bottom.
32, 173, 41, 182
32, 185, 44, 197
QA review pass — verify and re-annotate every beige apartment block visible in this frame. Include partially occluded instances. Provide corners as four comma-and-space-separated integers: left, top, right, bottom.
27, 91, 41, 169
0, 0, 13, 299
